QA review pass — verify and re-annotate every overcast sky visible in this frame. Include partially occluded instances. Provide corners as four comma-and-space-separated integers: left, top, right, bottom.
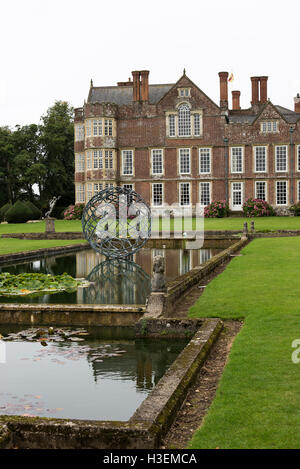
0, 0, 299, 128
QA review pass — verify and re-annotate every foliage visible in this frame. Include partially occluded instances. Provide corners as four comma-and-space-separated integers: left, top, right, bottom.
242, 198, 275, 217
39, 101, 74, 207
25, 201, 41, 220
0, 101, 74, 207
0, 202, 12, 221
289, 202, 300, 216
0, 272, 85, 297
5, 200, 33, 223
204, 200, 230, 218
64, 204, 85, 220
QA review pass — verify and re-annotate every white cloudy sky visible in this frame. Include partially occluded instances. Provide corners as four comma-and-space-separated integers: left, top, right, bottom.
0, 0, 299, 128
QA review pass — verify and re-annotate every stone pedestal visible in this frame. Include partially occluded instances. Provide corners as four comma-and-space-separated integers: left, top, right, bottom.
145, 292, 166, 318
45, 217, 56, 233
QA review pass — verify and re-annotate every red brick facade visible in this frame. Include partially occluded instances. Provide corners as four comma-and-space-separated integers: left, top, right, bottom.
74, 70, 300, 213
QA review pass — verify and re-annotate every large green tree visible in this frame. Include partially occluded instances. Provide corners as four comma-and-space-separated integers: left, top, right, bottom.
11, 124, 46, 201
39, 101, 74, 207
0, 126, 16, 204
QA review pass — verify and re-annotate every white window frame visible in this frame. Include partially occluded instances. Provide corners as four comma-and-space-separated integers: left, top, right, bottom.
231, 181, 244, 210
276, 180, 288, 205
199, 181, 211, 206
230, 147, 244, 173
93, 150, 103, 170
104, 119, 113, 136
86, 150, 92, 170
254, 146, 267, 173
152, 183, 164, 207
255, 181, 267, 201
199, 148, 211, 174
193, 113, 201, 136
275, 145, 288, 172
74, 124, 84, 142
297, 180, 300, 201
122, 150, 134, 176
178, 104, 191, 137
87, 183, 93, 201
93, 119, 103, 136
76, 183, 85, 203
104, 150, 113, 169
179, 148, 191, 175
260, 120, 279, 134
179, 182, 191, 206
178, 88, 191, 98
151, 149, 164, 175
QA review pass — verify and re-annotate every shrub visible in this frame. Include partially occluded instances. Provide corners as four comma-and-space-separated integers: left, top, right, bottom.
51, 205, 66, 219
5, 200, 33, 223
242, 198, 275, 217
289, 202, 300, 216
25, 201, 41, 220
0, 203, 12, 221
204, 200, 230, 218
63, 204, 85, 220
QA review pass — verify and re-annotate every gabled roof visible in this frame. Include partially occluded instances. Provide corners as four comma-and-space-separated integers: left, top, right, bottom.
157, 73, 220, 110
88, 84, 174, 105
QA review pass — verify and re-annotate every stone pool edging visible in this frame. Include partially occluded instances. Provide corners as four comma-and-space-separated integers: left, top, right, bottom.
0, 318, 222, 449
145, 238, 248, 317
0, 304, 146, 327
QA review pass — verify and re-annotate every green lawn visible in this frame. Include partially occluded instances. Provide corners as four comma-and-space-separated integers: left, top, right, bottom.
189, 237, 300, 449
2, 217, 300, 235
0, 239, 87, 255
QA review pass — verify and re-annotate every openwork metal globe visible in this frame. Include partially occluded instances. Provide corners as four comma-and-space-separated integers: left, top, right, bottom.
82, 186, 151, 258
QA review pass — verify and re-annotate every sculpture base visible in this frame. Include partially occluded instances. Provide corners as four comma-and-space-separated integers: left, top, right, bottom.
45, 218, 56, 233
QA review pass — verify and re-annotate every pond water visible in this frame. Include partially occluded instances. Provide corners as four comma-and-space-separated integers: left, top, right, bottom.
0, 247, 222, 305
0, 326, 188, 421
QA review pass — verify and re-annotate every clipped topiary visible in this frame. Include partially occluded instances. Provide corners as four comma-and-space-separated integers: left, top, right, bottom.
25, 201, 41, 220
5, 200, 33, 223
0, 202, 12, 221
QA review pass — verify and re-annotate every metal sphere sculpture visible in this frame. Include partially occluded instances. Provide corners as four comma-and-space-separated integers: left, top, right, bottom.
82, 186, 151, 259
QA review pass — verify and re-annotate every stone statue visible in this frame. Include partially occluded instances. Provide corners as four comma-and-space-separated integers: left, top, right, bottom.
45, 196, 61, 219
151, 255, 167, 292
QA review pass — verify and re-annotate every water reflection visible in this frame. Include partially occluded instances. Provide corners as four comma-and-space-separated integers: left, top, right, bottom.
81, 258, 151, 305
0, 247, 220, 305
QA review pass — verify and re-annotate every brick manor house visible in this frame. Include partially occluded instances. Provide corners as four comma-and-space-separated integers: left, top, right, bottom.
74, 70, 300, 213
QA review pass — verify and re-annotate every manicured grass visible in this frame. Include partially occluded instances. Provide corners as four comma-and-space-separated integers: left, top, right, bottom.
2, 216, 300, 235
0, 239, 86, 255
189, 237, 300, 448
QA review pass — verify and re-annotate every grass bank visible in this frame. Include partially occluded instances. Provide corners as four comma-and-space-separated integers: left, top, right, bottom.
189, 237, 300, 448
0, 239, 87, 256
2, 217, 300, 235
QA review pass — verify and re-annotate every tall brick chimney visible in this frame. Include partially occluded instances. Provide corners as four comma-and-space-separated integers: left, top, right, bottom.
294, 94, 300, 113
232, 90, 241, 110
218, 72, 229, 109
140, 70, 149, 101
251, 77, 260, 105
132, 71, 140, 101
260, 76, 268, 104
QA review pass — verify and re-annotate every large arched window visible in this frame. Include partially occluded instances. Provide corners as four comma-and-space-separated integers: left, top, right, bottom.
178, 104, 191, 137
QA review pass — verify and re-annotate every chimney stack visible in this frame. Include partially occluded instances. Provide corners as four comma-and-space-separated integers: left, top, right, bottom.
131, 70, 150, 102
140, 70, 149, 101
294, 94, 300, 113
218, 72, 229, 109
132, 71, 140, 101
260, 76, 268, 104
232, 90, 241, 110
251, 77, 260, 105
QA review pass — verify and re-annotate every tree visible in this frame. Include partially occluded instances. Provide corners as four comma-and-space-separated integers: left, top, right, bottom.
0, 126, 16, 204
11, 124, 46, 201
39, 101, 74, 207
